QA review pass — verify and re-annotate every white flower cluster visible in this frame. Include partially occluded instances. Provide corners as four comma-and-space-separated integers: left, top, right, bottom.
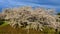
1, 6, 60, 31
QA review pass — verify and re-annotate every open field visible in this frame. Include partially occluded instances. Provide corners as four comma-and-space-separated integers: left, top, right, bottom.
0, 24, 58, 34
0, 24, 43, 34
0, 21, 60, 34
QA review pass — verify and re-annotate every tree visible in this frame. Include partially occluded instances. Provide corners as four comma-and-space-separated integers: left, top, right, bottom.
1, 6, 60, 32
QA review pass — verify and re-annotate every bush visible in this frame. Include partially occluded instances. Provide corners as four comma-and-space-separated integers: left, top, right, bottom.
57, 13, 60, 15
43, 26, 55, 34
0, 19, 5, 25
0, 21, 5, 25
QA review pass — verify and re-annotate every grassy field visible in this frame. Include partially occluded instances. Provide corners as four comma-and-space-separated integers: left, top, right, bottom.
0, 24, 43, 34
0, 22, 60, 34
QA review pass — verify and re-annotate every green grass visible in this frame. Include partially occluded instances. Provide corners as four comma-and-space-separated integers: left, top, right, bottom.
0, 21, 8, 27
43, 26, 55, 34
0, 21, 60, 34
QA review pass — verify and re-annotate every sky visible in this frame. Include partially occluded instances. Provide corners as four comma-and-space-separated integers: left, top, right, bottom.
0, 0, 60, 13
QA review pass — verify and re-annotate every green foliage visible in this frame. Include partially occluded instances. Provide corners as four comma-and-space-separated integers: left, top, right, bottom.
0, 19, 8, 26
0, 21, 5, 25
42, 26, 60, 34
43, 26, 55, 34
0, 19, 5, 25
57, 13, 60, 15
59, 31, 60, 34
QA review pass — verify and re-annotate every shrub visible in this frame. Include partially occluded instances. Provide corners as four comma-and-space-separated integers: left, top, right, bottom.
0, 21, 5, 25
0, 19, 5, 25
1, 6, 60, 31
43, 26, 55, 34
